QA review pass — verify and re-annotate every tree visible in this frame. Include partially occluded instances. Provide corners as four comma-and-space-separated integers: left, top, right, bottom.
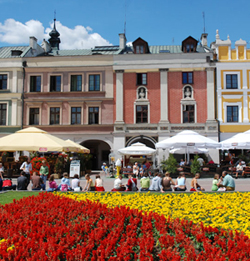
191, 155, 201, 175
161, 154, 177, 174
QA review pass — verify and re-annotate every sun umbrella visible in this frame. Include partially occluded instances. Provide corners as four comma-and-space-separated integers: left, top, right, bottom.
65, 139, 90, 154
118, 142, 156, 155
155, 130, 220, 149
220, 130, 250, 149
169, 147, 208, 154
0, 127, 77, 152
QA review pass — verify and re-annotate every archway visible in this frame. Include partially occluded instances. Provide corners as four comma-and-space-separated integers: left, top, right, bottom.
81, 140, 111, 170
126, 135, 156, 148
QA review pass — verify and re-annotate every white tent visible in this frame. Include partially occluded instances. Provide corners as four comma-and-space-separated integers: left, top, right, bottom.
220, 130, 250, 149
169, 147, 208, 154
156, 130, 220, 149
118, 142, 156, 155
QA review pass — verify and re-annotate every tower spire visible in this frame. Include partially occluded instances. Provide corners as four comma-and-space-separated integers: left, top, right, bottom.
48, 14, 61, 50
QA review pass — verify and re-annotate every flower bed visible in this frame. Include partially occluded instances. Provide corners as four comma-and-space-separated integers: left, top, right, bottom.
1, 193, 250, 260
62, 192, 250, 237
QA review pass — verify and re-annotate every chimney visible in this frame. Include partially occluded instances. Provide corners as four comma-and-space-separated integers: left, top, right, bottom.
119, 33, 126, 49
29, 36, 37, 50
201, 33, 208, 47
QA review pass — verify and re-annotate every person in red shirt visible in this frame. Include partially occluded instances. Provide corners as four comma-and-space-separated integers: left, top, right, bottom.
126, 174, 138, 191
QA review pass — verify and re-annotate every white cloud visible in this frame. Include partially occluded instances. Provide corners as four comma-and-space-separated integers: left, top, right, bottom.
0, 18, 112, 49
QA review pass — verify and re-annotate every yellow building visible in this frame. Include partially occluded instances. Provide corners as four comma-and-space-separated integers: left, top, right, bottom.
214, 30, 250, 141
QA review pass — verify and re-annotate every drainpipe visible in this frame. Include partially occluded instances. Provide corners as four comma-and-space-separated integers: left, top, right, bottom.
21, 61, 27, 129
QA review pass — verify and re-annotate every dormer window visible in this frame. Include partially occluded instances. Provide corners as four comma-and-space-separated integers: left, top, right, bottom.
132, 37, 150, 54
182, 36, 198, 53
136, 45, 144, 54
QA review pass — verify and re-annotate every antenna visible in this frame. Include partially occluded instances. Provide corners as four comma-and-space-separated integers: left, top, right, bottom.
202, 12, 206, 33
54, 10, 56, 20
124, 0, 127, 35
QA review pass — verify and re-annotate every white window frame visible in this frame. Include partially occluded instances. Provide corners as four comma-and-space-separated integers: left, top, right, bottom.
28, 74, 43, 93
0, 72, 10, 91
134, 101, 150, 124
223, 71, 241, 90
69, 103, 84, 125
85, 101, 102, 124
180, 100, 197, 123
48, 73, 63, 92
0, 102, 8, 126
68, 73, 84, 92
223, 102, 242, 123
86, 73, 102, 92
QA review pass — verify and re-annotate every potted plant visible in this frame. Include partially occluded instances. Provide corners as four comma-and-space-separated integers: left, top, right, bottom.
191, 155, 201, 175
161, 154, 177, 174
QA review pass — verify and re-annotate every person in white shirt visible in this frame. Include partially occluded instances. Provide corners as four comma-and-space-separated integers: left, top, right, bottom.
235, 162, 244, 179
20, 157, 32, 186
179, 159, 185, 166
113, 175, 125, 191
71, 174, 82, 191
197, 157, 204, 166
95, 175, 105, 191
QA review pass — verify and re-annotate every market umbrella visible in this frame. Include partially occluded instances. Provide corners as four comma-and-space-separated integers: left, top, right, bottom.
169, 147, 208, 154
65, 139, 90, 154
0, 127, 77, 152
220, 130, 250, 149
118, 142, 156, 155
155, 130, 220, 149
156, 130, 220, 162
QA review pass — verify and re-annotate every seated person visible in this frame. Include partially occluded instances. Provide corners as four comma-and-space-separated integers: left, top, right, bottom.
83, 174, 95, 191
174, 172, 186, 191
133, 162, 139, 178
47, 174, 59, 192
112, 175, 125, 191
149, 172, 162, 192
95, 175, 105, 191
71, 174, 82, 191
17, 171, 28, 190
31, 171, 45, 191
2, 179, 17, 191
218, 171, 235, 191
126, 174, 138, 191
161, 172, 174, 192
59, 173, 72, 191
179, 159, 185, 166
235, 162, 244, 178
190, 173, 205, 191
140, 173, 150, 191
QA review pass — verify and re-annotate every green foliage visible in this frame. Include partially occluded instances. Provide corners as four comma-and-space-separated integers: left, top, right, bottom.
191, 155, 201, 175
161, 154, 177, 174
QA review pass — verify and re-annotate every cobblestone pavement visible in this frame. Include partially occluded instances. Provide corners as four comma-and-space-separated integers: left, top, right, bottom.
8, 171, 250, 192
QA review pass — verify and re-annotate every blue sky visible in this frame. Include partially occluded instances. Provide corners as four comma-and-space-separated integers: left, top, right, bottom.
0, 0, 249, 49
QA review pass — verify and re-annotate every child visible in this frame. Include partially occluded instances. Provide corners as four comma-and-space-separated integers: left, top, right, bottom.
211, 173, 219, 191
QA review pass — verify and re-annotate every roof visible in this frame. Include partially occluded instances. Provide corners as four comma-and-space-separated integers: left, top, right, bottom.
0, 46, 30, 58
149, 45, 182, 54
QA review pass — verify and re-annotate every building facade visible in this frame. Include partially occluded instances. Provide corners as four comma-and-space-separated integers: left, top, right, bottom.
214, 30, 250, 142
113, 34, 219, 164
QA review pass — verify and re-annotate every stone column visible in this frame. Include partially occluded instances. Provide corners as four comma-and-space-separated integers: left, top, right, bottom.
206, 68, 216, 122
12, 70, 17, 93
115, 70, 124, 123
159, 69, 169, 123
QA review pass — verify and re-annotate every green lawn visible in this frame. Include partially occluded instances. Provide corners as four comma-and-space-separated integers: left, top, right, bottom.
0, 191, 42, 205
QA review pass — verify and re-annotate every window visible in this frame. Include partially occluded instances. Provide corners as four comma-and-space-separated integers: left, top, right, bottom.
71, 107, 81, 125
88, 107, 99, 124
0, 75, 7, 90
0, 104, 7, 125
186, 44, 194, 52
89, 75, 100, 91
50, 107, 60, 125
50, 76, 61, 92
135, 45, 144, 54
29, 108, 39, 125
227, 106, 238, 122
71, 75, 82, 91
226, 74, 238, 89
182, 72, 193, 84
30, 76, 41, 92
137, 73, 147, 85
136, 105, 148, 123
183, 105, 194, 123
